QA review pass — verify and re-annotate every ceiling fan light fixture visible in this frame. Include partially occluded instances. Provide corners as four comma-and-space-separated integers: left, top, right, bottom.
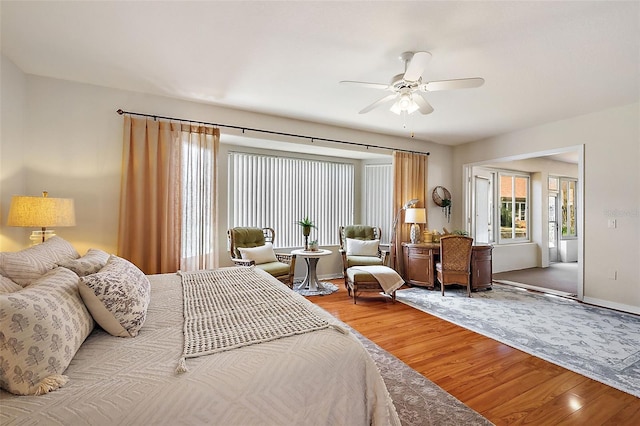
390, 93, 419, 115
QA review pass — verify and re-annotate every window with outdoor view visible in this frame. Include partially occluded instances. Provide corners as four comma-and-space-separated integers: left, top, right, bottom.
498, 173, 529, 242
561, 178, 577, 238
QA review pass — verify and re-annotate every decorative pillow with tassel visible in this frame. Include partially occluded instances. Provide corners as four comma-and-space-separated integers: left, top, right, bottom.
0, 267, 94, 396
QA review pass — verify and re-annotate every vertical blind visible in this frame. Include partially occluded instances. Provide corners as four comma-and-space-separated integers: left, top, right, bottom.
363, 164, 393, 244
229, 152, 354, 248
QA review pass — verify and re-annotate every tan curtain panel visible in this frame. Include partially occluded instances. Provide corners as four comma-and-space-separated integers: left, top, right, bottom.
391, 151, 429, 274
118, 116, 182, 274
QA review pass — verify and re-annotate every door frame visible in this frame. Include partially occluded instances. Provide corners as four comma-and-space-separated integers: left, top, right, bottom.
548, 191, 559, 263
463, 145, 584, 301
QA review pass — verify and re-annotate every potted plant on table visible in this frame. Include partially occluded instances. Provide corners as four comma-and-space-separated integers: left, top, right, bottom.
297, 215, 317, 250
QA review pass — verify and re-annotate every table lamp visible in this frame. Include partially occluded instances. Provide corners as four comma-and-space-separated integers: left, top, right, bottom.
7, 191, 76, 244
404, 208, 427, 244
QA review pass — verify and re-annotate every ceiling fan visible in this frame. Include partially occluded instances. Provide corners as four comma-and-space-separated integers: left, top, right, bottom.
341, 51, 484, 115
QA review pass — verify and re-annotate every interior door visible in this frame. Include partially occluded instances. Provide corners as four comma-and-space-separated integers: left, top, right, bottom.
548, 194, 559, 262
474, 176, 490, 244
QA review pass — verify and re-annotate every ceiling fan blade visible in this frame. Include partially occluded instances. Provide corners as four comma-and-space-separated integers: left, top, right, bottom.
403, 51, 431, 82
359, 94, 398, 114
340, 80, 390, 90
421, 77, 485, 92
413, 93, 434, 115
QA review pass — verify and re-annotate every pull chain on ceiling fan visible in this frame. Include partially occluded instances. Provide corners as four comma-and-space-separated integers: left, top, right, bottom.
340, 51, 484, 116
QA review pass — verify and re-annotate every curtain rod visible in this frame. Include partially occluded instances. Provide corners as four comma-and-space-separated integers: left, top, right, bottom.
116, 109, 429, 156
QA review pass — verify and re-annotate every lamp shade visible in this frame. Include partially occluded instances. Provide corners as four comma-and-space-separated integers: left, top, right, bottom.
404, 208, 426, 224
7, 195, 76, 227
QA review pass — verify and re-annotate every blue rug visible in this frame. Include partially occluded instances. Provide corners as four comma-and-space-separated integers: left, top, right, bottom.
395, 284, 640, 398
293, 281, 338, 297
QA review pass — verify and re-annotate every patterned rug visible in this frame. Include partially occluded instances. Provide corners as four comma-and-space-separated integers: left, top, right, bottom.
293, 280, 338, 296
395, 284, 640, 398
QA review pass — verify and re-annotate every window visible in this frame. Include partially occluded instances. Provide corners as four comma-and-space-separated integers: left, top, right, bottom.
363, 164, 392, 244
228, 152, 354, 248
498, 172, 529, 242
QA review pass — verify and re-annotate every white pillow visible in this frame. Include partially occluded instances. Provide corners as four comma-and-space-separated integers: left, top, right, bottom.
58, 248, 110, 277
0, 236, 79, 287
238, 242, 278, 264
0, 275, 22, 294
346, 238, 380, 256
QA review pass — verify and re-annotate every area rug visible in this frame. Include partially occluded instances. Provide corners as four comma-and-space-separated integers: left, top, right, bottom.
353, 329, 493, 426
395, 284, 640, 398
293, 280, 338, 296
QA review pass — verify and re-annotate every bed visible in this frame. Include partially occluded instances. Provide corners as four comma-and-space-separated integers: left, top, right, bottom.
0, 238, 400, 425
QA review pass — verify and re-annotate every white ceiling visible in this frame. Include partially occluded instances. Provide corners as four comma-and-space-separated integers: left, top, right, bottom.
1, 1, 639, 148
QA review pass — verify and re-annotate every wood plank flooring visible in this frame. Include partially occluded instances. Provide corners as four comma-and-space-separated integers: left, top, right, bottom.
309, 280, 640, 425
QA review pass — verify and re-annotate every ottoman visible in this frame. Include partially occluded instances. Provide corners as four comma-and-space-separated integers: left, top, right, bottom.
346, 266, 399, 304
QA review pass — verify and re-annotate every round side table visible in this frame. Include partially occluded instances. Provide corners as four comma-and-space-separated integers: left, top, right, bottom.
290, 248, 332, 291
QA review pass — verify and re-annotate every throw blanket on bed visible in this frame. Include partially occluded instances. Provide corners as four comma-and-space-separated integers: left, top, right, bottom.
178, 267, 333, 371
351, 265, 405, 294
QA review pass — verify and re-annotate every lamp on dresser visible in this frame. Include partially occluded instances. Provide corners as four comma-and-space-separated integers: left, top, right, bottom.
7, 191, 76, 244
404, 208, 427, 243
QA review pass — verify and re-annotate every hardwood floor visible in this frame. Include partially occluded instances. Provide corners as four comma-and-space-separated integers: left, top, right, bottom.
310, 280, 640, 425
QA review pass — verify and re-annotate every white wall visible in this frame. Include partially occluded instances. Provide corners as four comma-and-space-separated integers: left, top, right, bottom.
0, 56, 452, 281
0, 56, 27, 250
455, 103, 640, 313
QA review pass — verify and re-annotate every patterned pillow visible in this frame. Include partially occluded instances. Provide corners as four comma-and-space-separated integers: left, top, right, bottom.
0, 275, 22, 294
78, 255, 150, 338
238, 242, 278, 264
58, 248, 110, 277
0, 237, 79, 287
0, 267, 94, 396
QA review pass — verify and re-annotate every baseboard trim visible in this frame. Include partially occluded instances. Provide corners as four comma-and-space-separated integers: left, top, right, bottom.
494, 280, 576, 298
582, 297, 640, 316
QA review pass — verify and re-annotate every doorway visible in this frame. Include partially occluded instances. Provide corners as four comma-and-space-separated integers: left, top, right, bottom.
464, 145, 584, 301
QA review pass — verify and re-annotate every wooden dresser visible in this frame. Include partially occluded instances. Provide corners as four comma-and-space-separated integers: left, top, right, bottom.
401, 242, 493, 291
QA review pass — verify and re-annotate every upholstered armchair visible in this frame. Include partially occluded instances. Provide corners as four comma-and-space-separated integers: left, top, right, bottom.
436, 235, 474, 297
227, 227, 296, 288
338, 225, 388, 288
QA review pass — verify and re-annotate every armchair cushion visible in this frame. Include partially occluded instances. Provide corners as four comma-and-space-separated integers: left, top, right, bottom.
238, 242, 278, 265
229, 227, 267, 258
347, 255, 384, 268
346, 238, 379, 256
342, 225, 377, 240
256, 261, 291, 277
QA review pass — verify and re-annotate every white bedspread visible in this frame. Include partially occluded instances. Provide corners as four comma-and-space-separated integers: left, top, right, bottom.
1, 269, 400, 426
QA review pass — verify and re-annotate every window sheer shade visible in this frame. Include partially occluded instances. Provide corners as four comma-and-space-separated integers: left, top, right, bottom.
180, 125, 219, 271
364, 164, 393, 244
229, 152, 354, 248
